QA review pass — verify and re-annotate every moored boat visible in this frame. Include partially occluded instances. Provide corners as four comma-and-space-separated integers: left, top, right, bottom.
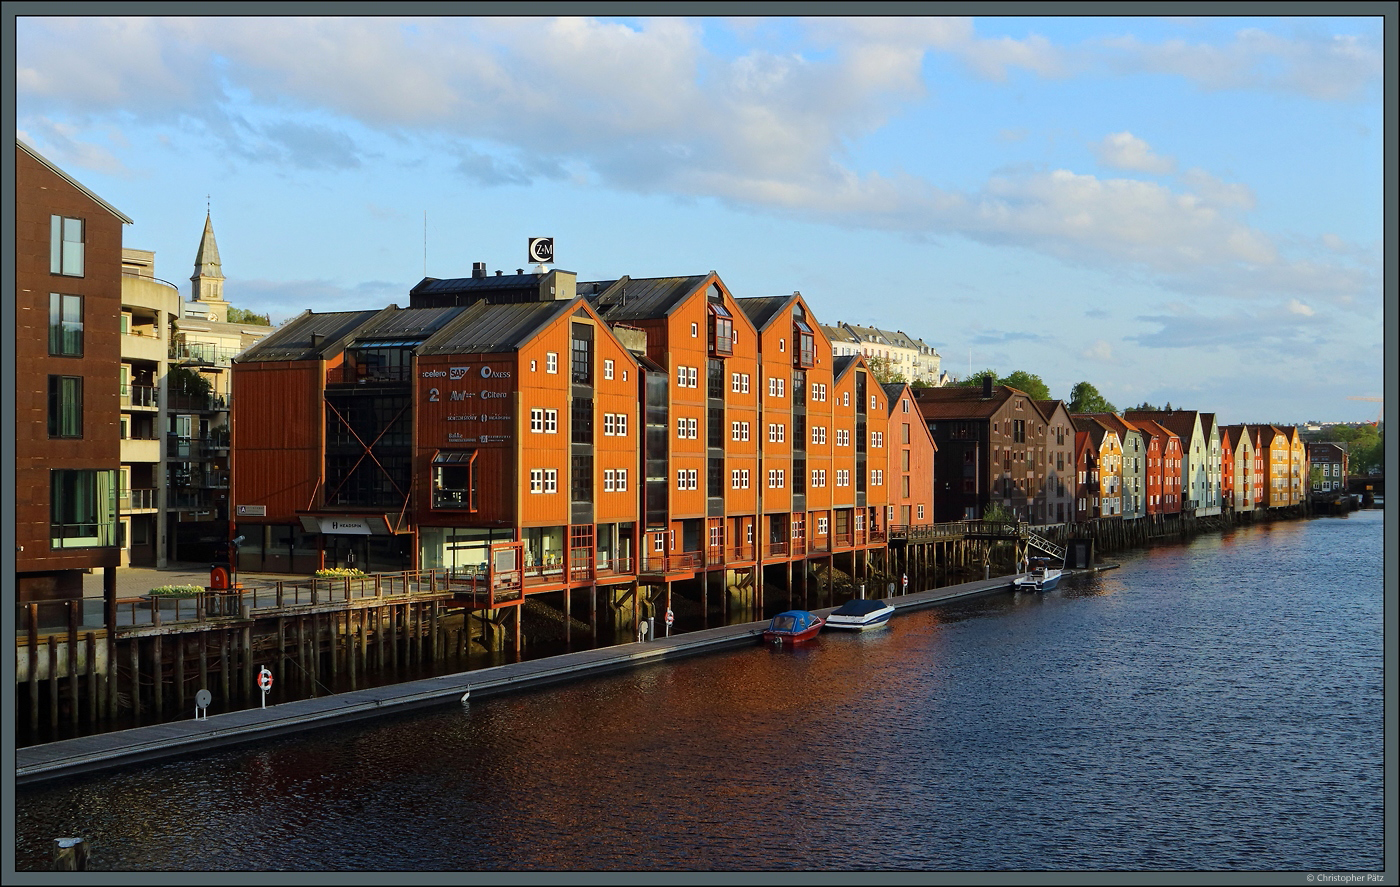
1013, 557, 1063, 592
762, 610, 825, 644
824, 598, 895, 631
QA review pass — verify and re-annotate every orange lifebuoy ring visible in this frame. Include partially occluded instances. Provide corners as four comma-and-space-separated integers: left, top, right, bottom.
257, 668, 273, 691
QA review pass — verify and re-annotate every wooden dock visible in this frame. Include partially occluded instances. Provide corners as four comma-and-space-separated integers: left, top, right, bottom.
16, 572, 1022, 785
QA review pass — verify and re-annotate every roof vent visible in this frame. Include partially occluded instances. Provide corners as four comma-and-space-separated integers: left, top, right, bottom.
496, 270, 503, 276
472, 262, 487, 279
517, 268, 524, 275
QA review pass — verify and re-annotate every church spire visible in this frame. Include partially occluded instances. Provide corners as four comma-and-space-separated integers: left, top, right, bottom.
190, 210, 228, 321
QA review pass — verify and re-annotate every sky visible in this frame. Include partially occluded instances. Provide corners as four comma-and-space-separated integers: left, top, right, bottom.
11, 12, 1390, 425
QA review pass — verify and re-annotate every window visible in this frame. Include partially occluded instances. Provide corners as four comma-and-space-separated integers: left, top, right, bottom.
843, 392, 849, 406
918, 504, 925, 520
709, 303, 734, 356
604, 469, 616, 492
49, 293, 83, 356
902, 449, 910, 470
732, 469, 742, 489
544, 469, 558, 493
902, 476, 911, 497
571, 324, 593, 383
837, 469, 849, 487
902, 423, 910, 444
546, 352, 558, 374
732, 372, 742, 393
433, 451, 478, 510
837, 429, 849, 447
604, 413, 616, 436
50, 469, 116, 548
654, 534, 665, 553
902, 399, 910, 413
688, 469, 698, 490
531, 409, 544, 433
604, 359, 614, 380
676, 417, 697, 439
616, 414, 627, 436
48, 375, 82, 438
530, 469, 543, 493
50, 215, 85, 277
689, 366, 698, 387
872, 469, 884, 486
691, 322, 699, 338
617, 469, 628, 491
545, 409, 558, 433
741, 374, 749, 394
871, 431, 883, 448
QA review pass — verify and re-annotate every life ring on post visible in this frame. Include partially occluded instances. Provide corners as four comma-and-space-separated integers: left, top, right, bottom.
257, 667, 273, 692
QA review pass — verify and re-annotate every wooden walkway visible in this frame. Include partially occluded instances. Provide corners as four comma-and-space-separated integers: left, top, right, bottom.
16, 572, 1026, 786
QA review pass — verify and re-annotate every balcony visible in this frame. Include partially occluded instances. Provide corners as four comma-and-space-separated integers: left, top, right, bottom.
121, 328, 167, 363
120, 436, 161, 464
166, 392, 229, 413
119, 488, 157, 512
170, 341, 240, 369
120, 384, 158, 410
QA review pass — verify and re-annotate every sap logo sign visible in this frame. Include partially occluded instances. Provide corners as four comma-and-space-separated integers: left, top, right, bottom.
450, 367, 468, 380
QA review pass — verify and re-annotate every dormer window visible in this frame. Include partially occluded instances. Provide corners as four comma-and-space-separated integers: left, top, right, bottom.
794, 320, 815, 368
708, 303, 733, 357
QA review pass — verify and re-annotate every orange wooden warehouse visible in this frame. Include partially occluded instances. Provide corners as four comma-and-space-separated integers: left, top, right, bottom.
230, 265, 936, 633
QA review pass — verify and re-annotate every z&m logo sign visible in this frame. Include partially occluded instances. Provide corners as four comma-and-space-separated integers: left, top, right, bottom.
528, 237, 554, 264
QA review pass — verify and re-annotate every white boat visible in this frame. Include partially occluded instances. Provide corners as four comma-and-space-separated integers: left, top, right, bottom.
824, 598, 895, 630
1013, 558, 1063, 592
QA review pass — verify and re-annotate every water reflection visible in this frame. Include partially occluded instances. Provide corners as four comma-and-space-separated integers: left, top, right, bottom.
15, 513, 1385, 872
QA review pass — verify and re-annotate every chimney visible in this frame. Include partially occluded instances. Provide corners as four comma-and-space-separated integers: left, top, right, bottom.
472, 262, 487, 279
982, 376, 993, 399
310, 332, 324, 348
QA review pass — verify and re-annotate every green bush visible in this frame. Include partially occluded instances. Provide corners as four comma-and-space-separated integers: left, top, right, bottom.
148, 584, 204, 597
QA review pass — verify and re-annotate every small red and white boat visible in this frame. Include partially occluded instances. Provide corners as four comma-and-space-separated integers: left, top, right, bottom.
762, 610, 825, 645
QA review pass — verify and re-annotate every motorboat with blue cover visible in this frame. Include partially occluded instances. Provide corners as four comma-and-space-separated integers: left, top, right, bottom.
762, 610, 825, 644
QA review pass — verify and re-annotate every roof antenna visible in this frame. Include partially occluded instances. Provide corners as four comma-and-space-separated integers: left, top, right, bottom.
423, 210, 427, 277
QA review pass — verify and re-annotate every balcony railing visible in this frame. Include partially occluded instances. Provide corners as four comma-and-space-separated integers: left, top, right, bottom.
326, 364, 413, 386
166, 392, 229, 413
119, 488, 156, 510
170, 341, 241, 367
120, 384, 158, 409
639, 551, 701, 575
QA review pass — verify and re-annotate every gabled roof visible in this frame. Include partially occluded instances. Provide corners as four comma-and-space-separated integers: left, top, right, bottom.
581, 274, 710, 322
1128, 417, 1181, 449
820, 323, 859, 346
1081, 412, 1140, 439
881, 382, 908, 407
418, 298, 582, 355
911, 384, 1022, 420
1033, 399, 1072, 424
236, 308, 388, 362
735, 295, 794, 332
1071, 415, 1119, 448
17, 138, 133, 224
831, 354, 859, 381
1124, 409, 1203, 442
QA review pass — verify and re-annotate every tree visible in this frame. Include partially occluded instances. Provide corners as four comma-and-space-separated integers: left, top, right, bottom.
1068, 381, 1117, 414
227, 307, 271, 326
1130, 400, 1162, 411
957, 368, 1000, 388
999, 370, 1050, 400
866, 356, 907, 385
168, 366, 212, 398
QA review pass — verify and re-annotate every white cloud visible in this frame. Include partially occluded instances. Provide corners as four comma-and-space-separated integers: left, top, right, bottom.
1080, 340, 1116, 363
1286, 299, 1315, 316
1094, 132, 1176, 175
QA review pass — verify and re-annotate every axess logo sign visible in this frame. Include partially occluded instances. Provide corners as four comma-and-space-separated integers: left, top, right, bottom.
446, 366, 511, 380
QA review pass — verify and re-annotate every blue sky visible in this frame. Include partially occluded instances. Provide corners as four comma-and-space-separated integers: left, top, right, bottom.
13, 13, 1388, 424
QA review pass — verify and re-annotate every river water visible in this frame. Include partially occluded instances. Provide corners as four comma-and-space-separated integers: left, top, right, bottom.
12, 510, 1386, 873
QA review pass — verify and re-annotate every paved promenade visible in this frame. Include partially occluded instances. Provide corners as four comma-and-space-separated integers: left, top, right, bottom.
19, 571, 1029, 785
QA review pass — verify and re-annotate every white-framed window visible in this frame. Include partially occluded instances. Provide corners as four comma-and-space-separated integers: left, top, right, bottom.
917, 504, 925, 520
545, 409, 558, 433
768, 423, 786, 443
836, 469, 849, 487
779, 338, 785, 352
902, 399, 910, 413
547, 352, 558, 373
768, 469, 776, 488
677, 470, 686, 489
769, 377, 778, 397
688, 418, 698, 439
836, 429, 849, 447
531, 359, 537, 372
654, 534, 665, 553
531, 408, 544, 432
544, 469, 558, 493
689, 366, 698, 387
817, 517, 828, 535
530, 469, 543, 493
604, 359, 614, 380
740, 422, 749, 441
616, 414, 627, 436
871, 431, 883, 448
887, 505, 895, 521
691, 322, 699, 338
843, 392, 849, 406
617, 469, 628, 491
732, 372, 742, 393
872, 469, 883, 486
741, 469, 750, 489
741, 374, 750, 393
604, 413, 616, 436
732, 469, 742, 489
604, 469, 616, 492
812, 426, 826, 445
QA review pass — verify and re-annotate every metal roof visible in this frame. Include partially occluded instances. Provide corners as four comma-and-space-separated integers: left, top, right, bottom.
348, 305, 463, 347
911, 384, 1019, 420
582, 275, 709, 322
735, 295, 793, 331
236, 309, 384, 363
417, 299, 578, 355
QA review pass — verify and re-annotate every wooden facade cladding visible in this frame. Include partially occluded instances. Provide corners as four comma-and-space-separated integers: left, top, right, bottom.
886, 386, 937, 526
230, 360, 326, 519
